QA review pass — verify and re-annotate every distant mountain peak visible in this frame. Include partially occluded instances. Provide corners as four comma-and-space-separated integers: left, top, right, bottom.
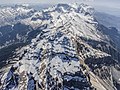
46, 3, 94, 16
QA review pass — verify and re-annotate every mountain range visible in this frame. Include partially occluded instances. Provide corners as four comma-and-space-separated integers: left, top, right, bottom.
0, 3, 120, 90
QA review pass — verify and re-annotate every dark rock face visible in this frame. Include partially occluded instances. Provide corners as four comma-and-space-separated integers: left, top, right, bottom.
80, 36, 120, 63
0, 43, 27, 69
63, 72, 91, 90
0, 23, 31, 46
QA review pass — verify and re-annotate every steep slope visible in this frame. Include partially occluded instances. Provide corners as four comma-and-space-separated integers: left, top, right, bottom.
0, 3, 120, 90
94, 12, 120, 31
95, 12, 120, 50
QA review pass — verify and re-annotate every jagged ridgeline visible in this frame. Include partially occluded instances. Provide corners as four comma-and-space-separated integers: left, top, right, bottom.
0, 3, 120, 90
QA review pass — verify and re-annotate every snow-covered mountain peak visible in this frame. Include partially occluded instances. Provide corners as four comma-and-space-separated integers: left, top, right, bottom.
24, 3, 104, 41
44, 3, 94, 16
0, 4, 35, 26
